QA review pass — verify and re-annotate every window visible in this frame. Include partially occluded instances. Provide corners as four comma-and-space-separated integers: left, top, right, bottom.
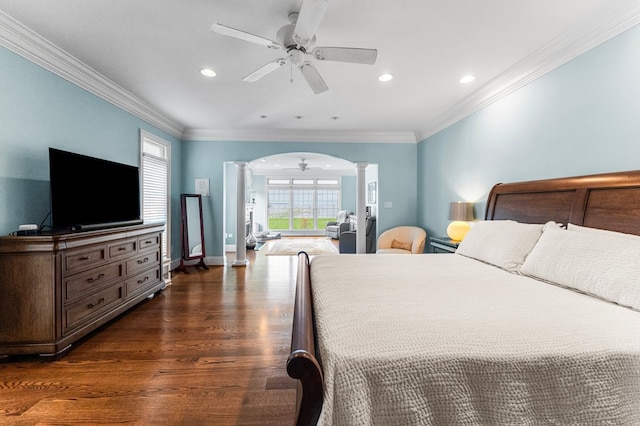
267, 178, 340, 231
140, 130, 171, 277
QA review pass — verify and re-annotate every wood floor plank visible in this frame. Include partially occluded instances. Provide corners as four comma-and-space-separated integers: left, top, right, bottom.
0, 244, 320, 425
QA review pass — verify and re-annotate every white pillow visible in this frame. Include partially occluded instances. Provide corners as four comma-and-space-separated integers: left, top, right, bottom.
567, 223, 640, 241
521, 224, 640, 310
455, 220, 544, 273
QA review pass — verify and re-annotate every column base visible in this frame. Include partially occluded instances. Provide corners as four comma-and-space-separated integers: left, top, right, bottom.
232, 259, 249, 267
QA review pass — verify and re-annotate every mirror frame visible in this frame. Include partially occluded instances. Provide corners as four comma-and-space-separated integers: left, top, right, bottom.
176, 193, 208, 272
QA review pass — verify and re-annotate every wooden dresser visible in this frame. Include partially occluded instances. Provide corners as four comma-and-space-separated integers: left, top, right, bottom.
0, 223, 165, 356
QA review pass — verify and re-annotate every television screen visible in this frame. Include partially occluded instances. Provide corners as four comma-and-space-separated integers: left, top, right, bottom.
49, 148, 142, 231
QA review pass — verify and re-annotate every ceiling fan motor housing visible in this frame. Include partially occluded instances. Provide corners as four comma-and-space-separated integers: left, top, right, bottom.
277, 22, 316, 54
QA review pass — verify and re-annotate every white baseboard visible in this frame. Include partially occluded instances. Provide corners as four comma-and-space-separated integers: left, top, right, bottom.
169, 256, 225, 270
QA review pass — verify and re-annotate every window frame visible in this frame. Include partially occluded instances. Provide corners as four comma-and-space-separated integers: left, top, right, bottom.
266, 177, 341, 232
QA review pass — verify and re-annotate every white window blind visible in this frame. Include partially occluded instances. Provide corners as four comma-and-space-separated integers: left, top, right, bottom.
141, 133, 170, 266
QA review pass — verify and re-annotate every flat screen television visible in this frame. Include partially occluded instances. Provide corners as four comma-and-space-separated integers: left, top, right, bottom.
49, 147, 143, 232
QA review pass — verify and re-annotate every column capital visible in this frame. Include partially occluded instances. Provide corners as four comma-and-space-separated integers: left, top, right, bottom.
354, 162, 368, 169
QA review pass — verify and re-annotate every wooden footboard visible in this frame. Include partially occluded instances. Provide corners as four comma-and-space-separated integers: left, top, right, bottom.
287, 252, 324, 426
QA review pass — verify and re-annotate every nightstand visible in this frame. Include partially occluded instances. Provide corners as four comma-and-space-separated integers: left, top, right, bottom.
429, 236, 460, 253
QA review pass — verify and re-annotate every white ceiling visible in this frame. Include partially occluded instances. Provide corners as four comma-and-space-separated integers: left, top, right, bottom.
0, 1, 639, 143
248, 152, 356, 176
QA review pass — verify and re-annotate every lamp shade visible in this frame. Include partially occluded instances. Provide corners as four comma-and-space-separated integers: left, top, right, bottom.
449, 202, 474, 221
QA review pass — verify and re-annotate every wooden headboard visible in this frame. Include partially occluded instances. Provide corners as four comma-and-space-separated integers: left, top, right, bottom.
485, 170, 640, 236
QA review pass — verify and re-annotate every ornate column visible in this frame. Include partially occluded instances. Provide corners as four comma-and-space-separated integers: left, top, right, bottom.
233, 161, 249, 266
355, 162, 368, 254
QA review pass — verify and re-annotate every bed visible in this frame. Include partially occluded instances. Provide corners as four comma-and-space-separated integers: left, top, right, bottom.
286, 170, 640, 425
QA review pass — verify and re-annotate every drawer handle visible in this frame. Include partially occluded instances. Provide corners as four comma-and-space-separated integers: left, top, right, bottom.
137, 257, 149, 265
88, 297, 106, 309
80, 255, 91, 261
87, 273, 106, 283
118, 247, 127, 251
138, 276, 149, 284
145, 240, 153, 244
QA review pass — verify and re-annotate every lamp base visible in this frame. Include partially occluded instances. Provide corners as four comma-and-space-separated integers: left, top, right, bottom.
447, 221, 470, 241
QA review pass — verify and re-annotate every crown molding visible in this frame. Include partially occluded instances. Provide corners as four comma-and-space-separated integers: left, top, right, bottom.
182, 128, 417, 143
416, 3, 640, 142
0, 11, 184, 139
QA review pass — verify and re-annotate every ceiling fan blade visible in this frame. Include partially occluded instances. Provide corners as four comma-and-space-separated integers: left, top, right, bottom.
298, 61, 328, 94
242, 59, 287, 82
312, 47, 378, 65
211, 23, 281, 50
293, 0, 329, 48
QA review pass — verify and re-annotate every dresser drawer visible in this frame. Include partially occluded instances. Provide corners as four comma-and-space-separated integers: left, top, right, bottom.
63, 283, 125, 334
126, 267, 161, 298
108, 238, 137, 259
63, 244, 107, 275
138, 234, 160, 252
64, 262, 124, 303
126, 250, 160, 276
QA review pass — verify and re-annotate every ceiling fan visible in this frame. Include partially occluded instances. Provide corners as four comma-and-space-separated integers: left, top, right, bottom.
298, 159, 310, 172
211, 0, 377, 94
282, 158, 313, 172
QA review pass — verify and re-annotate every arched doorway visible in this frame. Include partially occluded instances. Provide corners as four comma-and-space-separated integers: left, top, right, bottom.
223, 152, 379, 259
247, 152, 356, 237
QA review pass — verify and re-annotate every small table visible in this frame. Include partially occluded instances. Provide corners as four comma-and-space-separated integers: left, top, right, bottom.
429, 236, 460, 253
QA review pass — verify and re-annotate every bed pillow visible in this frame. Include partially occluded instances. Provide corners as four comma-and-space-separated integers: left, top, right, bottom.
455, 220, 544, 273
567, 223, 640, 241
521, 224, 640, 310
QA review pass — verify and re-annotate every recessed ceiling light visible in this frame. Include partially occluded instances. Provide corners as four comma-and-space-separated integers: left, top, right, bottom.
200, 68, 216, 77
260, 114, 268, 119
378, 73, 393, 82
330, 116, 339, 120
459, 75, 475, 84
295, 115, 303, 120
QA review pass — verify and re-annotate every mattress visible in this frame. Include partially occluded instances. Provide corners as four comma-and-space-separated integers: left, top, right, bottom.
310, 253, 640, 425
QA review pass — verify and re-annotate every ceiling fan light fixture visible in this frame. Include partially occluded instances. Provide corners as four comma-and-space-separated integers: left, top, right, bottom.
378, 73, 393, 82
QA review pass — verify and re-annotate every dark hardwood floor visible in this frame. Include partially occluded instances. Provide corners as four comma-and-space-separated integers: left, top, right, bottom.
0, 239, 332, 425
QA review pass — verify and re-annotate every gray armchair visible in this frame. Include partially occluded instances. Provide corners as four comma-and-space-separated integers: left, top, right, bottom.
325, 210, 353, 239
339, 216, 376, 253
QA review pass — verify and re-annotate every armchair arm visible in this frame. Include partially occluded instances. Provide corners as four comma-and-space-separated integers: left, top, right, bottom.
338, 222, 352, 234
325, 221, 338, 227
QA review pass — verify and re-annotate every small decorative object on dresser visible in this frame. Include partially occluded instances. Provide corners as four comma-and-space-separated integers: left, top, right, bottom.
429, 236, 460, 253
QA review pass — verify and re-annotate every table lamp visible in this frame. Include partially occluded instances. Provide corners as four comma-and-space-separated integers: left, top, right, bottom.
447, 202, 474, 241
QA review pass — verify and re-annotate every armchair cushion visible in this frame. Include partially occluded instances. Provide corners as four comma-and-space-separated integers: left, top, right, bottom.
391, 239, 413, 251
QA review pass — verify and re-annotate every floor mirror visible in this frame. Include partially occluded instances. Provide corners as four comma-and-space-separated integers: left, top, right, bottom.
175, 193, 209, 273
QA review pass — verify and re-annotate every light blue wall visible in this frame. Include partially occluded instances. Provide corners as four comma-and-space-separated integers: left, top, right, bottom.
0, 46, 183, 259
182, 140, 418, 258
341, 176, 356, 213
417, 24, 640, 240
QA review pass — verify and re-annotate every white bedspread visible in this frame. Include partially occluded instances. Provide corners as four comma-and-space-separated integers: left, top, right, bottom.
310, 254, 640, 425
